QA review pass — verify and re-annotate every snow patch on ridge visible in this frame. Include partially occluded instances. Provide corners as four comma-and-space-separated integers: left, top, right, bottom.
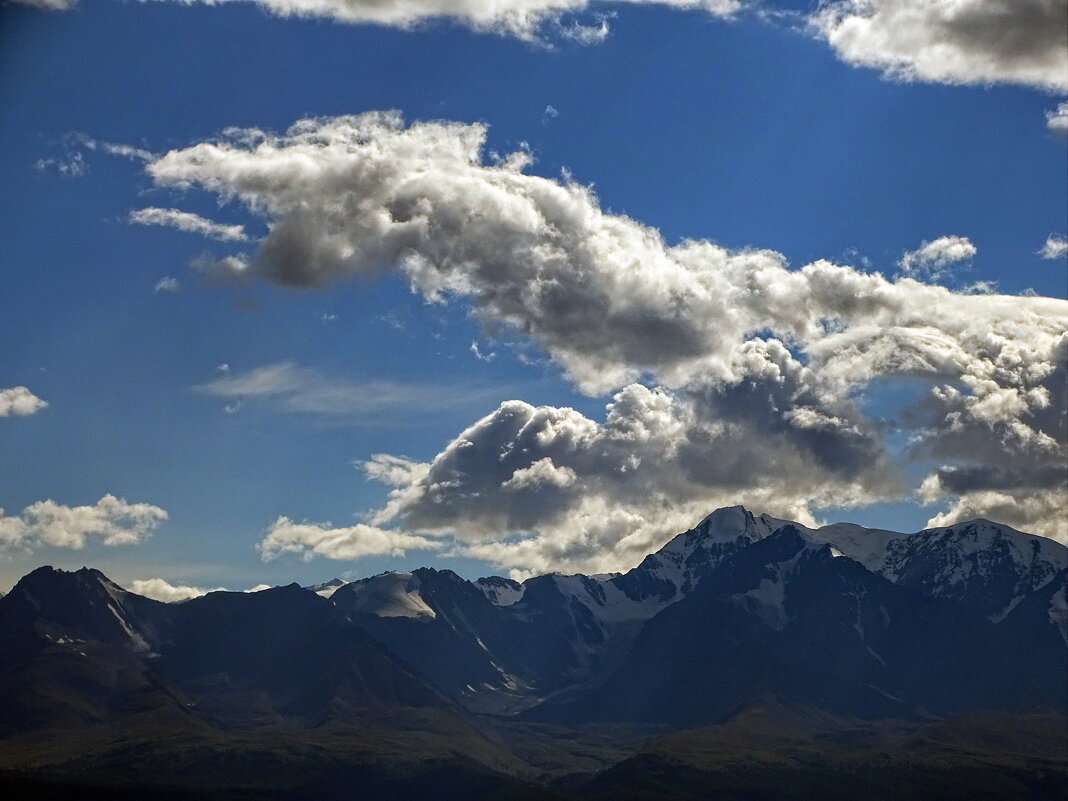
476, 576, 525, 606
1049, 582, 1067, 645
342, 572, 437, 619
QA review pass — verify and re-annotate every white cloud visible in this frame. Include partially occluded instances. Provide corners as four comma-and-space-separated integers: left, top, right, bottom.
1047, 102, 1068, 137
898, 235, 977, 282
502, 456, 578, 491
811, 0, 1068, 92
1039, 234, 1068, 259
9, 0, 75, 10
17, 0, 740, 38
258, 515, 440, 561
0, 386, 48, 418
34, 152, 88, 177
129, 577, 226, 602
470, 341, 496, 362
0, 495, 168, 550
70, 134, 155, 163
127, 577, 281, 600
140, 112, 1067, 572
362, 370, 899, 573
154, 276, 182, 293
195, 360, 524, 421
130, 207, 248, 242
922, 483, 1067, 544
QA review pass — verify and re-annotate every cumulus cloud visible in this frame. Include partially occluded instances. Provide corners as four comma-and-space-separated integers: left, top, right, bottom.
922, 484, 1067, 543
258, 516, 439, 561
0, 386, 48, 418
14, 0, 740, 38
129, 577, 226, 602
898, 235, 977, 282
130, 207, 248, 242
139, 112, 1067, 569
1048, 102, 1068, 136
0, 495, 167, 550
1039, 234, 1068, 259
811, 0, 1068, 92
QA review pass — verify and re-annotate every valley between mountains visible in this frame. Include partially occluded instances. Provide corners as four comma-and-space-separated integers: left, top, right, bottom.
1, 506, 1065, 799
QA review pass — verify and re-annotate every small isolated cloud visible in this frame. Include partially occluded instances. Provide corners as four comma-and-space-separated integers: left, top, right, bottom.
1046, 102, 1068, 137
154, 276, 182, 294
1039, 234, 1068, 259
898, 235, 977, 282
542, 104, 560, 123
378, 312, 406, 330
811, 0, 1068, 92
129, 577, 225, 602
0, 386, 48, 417
320, 312, 338, 323
470, 342, 496, 361
0, 494, 167, 550
130, 207, 248, 242
257, 516, 439, 561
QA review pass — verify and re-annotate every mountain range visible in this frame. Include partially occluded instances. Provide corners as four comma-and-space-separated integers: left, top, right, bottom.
0, 506, 1064, 799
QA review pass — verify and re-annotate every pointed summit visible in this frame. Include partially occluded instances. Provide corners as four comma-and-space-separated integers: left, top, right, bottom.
0, 565, 166, 654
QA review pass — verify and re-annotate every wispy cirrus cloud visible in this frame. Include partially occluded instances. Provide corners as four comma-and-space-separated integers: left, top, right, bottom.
194, 360, 533, 424
130, 207, 249, 242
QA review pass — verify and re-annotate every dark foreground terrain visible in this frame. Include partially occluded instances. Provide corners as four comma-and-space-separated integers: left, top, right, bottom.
1, 508, 1065, 799
1, 709, 1064, 800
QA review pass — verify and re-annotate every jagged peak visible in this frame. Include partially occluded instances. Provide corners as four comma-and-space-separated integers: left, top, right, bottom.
909, 519, 1066, 562
13, 564, 120, 595
476, 575, 521, 589
476, 575, 525, 606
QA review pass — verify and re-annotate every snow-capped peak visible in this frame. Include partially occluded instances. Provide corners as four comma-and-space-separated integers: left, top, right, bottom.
475, 576, 525, 606
304, 578, 346, 598
606, 506, 774, 611
331, 571, 436, 619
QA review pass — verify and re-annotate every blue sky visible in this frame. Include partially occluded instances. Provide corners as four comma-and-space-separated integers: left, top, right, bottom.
1, 0, 1065, 594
